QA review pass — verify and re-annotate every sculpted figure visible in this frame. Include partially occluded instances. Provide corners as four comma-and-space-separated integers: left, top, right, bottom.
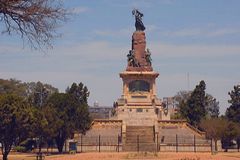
145, 48, 152, 66
132, 9, 145, 31
127, 50, 140, 67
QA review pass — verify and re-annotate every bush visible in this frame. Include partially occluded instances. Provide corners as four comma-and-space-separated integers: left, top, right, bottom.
19, 139, 36, 151
14, 146, 26, 152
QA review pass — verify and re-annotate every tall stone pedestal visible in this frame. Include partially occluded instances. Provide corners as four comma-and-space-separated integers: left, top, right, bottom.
116, 30, 169, 126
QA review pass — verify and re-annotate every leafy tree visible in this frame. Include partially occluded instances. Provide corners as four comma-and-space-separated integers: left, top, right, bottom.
0, 0, 67, 49
0, 79, 27, 97
174, 90, 192, 107
31, 108, 48, 153
226, 85, 240, 123
27, 81, 58, 107
66, 82, 90, 104
221, 121, 240, 152
200, 117, 228, 151
31, 104, 60, 154
0, 79, 58, 102
225, 85, 240, 151
172, 91, 191, 119
26, 82, 58, 153
205, 94, 220, 118
0, 94, 33, 160
47, 92, 91, 153
174, 90, 219, 119
180, 80, 207, 127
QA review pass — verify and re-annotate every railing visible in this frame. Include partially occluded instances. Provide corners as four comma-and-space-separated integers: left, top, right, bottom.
76, 134, 211, 152
78, 135, 122, 152
157, 134, 211, 152
185, 123, 206, 137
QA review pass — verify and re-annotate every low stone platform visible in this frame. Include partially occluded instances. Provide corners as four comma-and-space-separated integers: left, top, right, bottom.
73, 119, 211, 152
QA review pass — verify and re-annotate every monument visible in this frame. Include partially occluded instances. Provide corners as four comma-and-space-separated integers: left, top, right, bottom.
74, 10, 209, 152
115, 9, 169, 128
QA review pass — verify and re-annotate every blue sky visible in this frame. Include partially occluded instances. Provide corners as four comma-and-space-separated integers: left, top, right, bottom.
1, 0, 240, 114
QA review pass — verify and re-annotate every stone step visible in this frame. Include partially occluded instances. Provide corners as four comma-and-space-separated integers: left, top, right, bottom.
126, 134, 153, 137
126, 137, 154, 140
123, 143, 156, 152
126, 140, 154, 143
126, 127, 153, 130
124, 126, 155, 151
126, 137, 154, 141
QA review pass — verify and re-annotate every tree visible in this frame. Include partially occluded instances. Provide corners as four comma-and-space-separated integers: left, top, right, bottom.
226, 85, 240, 123
27, 81, 58, 153
180, 80, 207, 127
31, 104, 60, 154
0, 94, 33, 160
200, 117, 228, 151
66, 82, 90, 105
225, 85, 240, 151
174, 90, 219, 119
205, 94, 220, 118
221, 121, 240, 152
47, 92, 91, 153
27, 81, 58, 107
172, 91, 191, 119
174, 90, 192, 107
0, 78, 27, 97
0, 0, 67, 49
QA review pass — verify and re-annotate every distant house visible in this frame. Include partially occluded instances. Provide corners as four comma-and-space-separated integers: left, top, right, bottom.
88, 106, 113, 119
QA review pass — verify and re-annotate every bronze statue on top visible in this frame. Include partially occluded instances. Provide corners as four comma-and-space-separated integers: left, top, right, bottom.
126, 9, 153, 71
132, 9, 145, 31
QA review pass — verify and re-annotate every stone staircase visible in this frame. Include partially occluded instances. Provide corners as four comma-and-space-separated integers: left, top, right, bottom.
123, 126, 156, 151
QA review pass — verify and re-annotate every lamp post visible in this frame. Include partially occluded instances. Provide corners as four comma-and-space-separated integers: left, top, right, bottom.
35, 85, 48, 159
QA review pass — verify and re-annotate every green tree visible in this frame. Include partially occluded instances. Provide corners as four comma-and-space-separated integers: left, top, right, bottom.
0, 79, 27, 97
221, 121, 240, 152
28, 81, 58, 107
174, 90, 192, 107
0, 94, 33, 160
205, 94, 220, 118
180, 80, 207, 127
174, 90, 219, 119
27, 82, 58, 153
47, 92, 91, 153
226, 85, 240, 123
172, 91, 191, 119
66, 82, 90, 104
225, 85, 240, 151
31, 104, 61, 154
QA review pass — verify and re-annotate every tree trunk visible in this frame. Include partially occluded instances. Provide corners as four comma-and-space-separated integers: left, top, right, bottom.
38, 144, 42, 154
55, 137, 65, 153
3, 153, 8, 160
2, 142, 12, 160
38, 137, 42, 154
214, 139, 218, 152
55, 131, 67, 153
47, 144, 49, 155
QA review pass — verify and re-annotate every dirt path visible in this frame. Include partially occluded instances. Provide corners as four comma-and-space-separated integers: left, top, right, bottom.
46, 152, 240, 160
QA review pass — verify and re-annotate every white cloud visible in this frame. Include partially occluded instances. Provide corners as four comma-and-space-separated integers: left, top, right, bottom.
69, 6, 89, 14
94, 28, 133, 37
146, 25, 159, 32
149, 42, 240, 57
163, 27, 240, 37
